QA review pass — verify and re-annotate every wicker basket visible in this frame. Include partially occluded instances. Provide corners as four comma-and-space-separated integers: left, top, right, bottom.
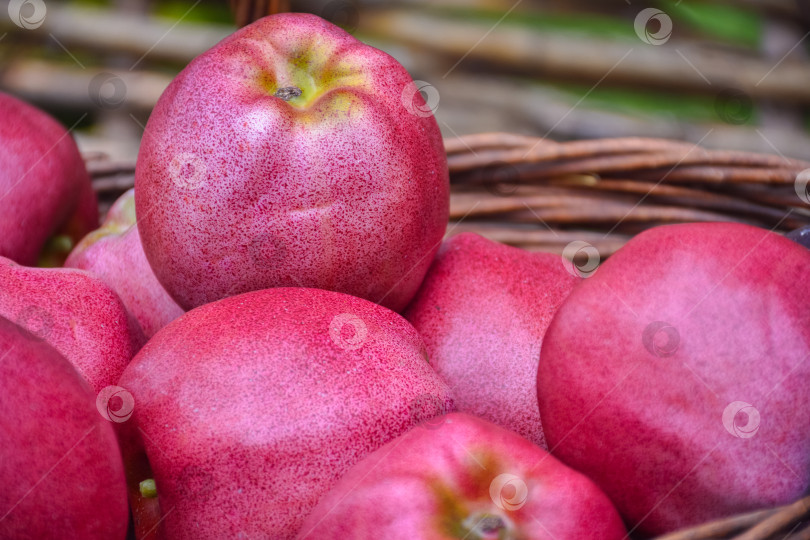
87, 134, 810, 539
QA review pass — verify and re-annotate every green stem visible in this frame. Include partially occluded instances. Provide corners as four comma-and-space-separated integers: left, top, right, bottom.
139, 478, 157, 498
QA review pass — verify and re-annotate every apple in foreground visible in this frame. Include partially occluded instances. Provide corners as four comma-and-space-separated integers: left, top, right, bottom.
117, 287, 454, 539
404, 233, 578, 447
0, 255, 144, 393
298, 412, 627, 540
0, 315, 128, 539
66, 188, 184, 338
537, 222, 810, 535
135, 13, 449, 312
0, 92, 98, 266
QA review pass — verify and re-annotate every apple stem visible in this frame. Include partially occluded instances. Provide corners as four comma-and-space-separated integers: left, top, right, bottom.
139, 478, 158, 498
274, 86, 302, 101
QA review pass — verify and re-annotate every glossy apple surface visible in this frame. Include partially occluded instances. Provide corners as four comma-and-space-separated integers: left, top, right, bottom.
404, 233, 578, 447
135, 13, 448, 312
298, 412, 627, 540
0, 255, 144, 392
66, 188, 184, 338
0, 315, 128, 539
0, 92, 98, 266
118, 287, 454, 539
537, 222, 810, 535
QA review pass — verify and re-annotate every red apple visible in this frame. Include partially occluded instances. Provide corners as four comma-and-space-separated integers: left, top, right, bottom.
537, 222, 810, 535
298, 412, 627, 539
117, 287, 454, 539
135, 13, 448, 312
0, 315, 128, 539
66, 188, 184, 338
404, 233, 578, 447
0, 255, 144, 393
0, 92, 98, 266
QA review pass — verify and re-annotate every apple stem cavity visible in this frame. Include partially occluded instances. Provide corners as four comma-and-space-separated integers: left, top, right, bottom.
274, 86, 302, 101
139, 478, 158, 498
463, 512, 511, 540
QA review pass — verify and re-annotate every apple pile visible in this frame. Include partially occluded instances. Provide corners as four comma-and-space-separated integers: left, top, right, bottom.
1, 12, 809, 540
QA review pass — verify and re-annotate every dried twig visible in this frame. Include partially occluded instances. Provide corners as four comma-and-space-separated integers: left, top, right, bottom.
654, 508, 782, 540
229, 0, 290, 27
784, 522, 810, 540
730, 496, 810, 540
443, 132, 541, 155
362, 9, 810, 102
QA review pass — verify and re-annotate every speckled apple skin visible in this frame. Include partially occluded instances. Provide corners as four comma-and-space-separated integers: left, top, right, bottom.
404, 233, 578, 448
0, 316, 128, 539
0, 92, 98, 265
537, 223, 810, 536
118, 287, 455, 539
298, 412, 626, 540
135, 13, 449, 312
0, 256, 145, 393
66, 189, 185, 338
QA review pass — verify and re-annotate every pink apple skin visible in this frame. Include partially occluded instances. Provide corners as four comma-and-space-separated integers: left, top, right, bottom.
0, 316, 128, 539
536, 222, 810, 536
298, 412, 627, 540
66, 188, 184, 338
0, 92, 98, 266
135, 13, 449, 312
117, 287, 455, 539
404, 233, 578, 448
0, 256, 145, 393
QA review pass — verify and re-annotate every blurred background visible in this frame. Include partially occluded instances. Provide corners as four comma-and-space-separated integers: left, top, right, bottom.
1, 0, 808, 164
